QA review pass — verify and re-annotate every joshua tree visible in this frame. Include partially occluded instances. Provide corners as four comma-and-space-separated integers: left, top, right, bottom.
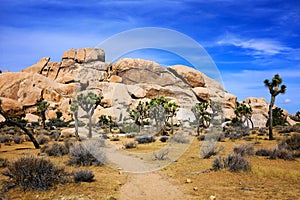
210, 101, 223, 125
72, 92, 103, 138
148, 98, 166, 132
264, 74, 286, 140
191, 101, 211, 135
99, 115, 114, 132
234, 102, 253, 129
0, 99, 40, 149
70, 102, 80, 141
128, 101, 148, 132
164, 101, 180, 134
267, 107, 287, 126
148, 97, 179, 134
36, 100, 49, 129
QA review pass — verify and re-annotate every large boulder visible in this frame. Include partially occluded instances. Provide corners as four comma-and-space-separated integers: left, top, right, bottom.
85, 48, 105, 62
168, 65, 205, 87
62, 48, 76, 60
112, 58, 187, 88
21, 57, 50, 74
0, 97, 23, 115
192, 87, 210, 101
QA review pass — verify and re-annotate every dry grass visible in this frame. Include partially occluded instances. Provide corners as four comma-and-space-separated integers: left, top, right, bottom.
161, 138, 300, 200
0, 141, 126, 200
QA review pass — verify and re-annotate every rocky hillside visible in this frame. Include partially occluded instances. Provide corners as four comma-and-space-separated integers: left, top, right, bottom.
0, 47, 279, 127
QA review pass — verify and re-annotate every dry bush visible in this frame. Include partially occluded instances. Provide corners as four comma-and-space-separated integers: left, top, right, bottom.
123, 141, 137, 149
153, 149, 169, 161
159, 136, 169, 142
0, 158, 9, 168
270, 147, 295, 161
73, 170, 94, 183
0, 134, 11, 143
12, 135, 24, 144
255, 148, 273, 157
2, 155, 69, 191
200, 141, 224, 159
233, 143, 254, 156
284, 133, 300, 151
41, 142, 69, 156
67, 139, 106, 166
37, 135, 50, 145
225, 153, 251, 172
170, 133, 189, 144
213, 153, 251, 172
135, 135, 155, 144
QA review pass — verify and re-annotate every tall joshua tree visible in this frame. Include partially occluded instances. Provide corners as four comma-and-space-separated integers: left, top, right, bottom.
191, 101, 211, 135
264, 74, 286, 140
72, 92, 103, 138
36, 100, 49, 129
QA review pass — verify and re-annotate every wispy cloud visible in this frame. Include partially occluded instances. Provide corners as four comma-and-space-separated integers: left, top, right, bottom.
217, 33, 291, 56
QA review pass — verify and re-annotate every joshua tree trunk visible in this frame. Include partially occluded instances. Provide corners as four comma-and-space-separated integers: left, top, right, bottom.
197, 125, 200, 136
170, 115, 174, 134
74, 112, 81, 141
88, 115, 92, 138
268, 96, 275, 140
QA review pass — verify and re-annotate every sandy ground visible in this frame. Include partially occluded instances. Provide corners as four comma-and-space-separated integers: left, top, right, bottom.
120, 172, 190, 200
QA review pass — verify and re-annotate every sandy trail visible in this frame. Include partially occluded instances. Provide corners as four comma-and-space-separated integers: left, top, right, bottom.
120, 172, 189, 200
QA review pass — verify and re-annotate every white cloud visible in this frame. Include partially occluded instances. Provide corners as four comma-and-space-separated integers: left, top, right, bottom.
217, 34, 291, 56
281, 99, 292, 104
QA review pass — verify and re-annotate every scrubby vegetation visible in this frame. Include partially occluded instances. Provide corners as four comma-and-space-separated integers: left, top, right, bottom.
2, 155, 70, 191
40, 142, 69, 156
67, 140, 106, 166
73, 170, 95, 183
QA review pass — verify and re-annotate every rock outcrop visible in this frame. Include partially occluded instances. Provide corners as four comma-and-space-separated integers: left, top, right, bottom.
0, 47, 278, 128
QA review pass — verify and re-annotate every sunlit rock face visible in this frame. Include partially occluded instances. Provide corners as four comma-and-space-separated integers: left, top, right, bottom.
0, 47, 279, 127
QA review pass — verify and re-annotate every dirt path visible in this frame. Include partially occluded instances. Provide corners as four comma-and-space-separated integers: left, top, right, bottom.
120, 172, 190, 200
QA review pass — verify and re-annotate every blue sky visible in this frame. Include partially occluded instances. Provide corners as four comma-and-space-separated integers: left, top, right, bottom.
0, 0, 299, 114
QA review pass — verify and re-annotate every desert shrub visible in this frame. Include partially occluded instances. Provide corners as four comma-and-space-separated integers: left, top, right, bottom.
225, 153, 251, 172
110, 137, 120, 141
0, 134, 11, 143
200, 142, 224, 159
41, 142, 69, 156
255, 148, 273, 157
170, 133, 189, 144
2, 155, 69, 191
284, 133, 300, 151
64, 138, 77, 150
135, 135, 155, 144
67, 139, 106, 166
212, 153, 251, 172
270, 147, 294, 161
153, 149, 169, 161
212, 156, 225, 171
0, 157, 9, 168
37, 135, 50, 145
120, 124, 140, 133
233, 144, 254, 156
73, 170, 94, 183
12, 135, 24, 144
47, 118, 70, 128
123, 141, 137, 149
197, 135, 205, 141
49, 131, 61, 140
125, 132, 137, 138
159, 136, 169, 143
